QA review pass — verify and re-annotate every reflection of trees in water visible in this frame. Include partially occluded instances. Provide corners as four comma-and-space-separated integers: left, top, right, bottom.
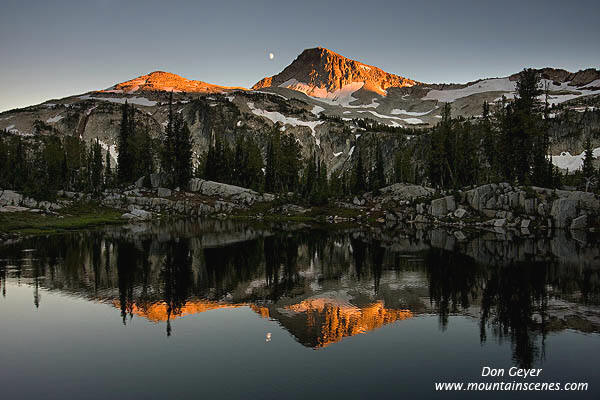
0, 260, 6, 297
423, 246, 550, 367
202, 238, 264, 297
161, 239, 192, 336
425, 249, 484, 330
479, 263, 548, 368
1, 228, 599, 355
116, 241, 138, 324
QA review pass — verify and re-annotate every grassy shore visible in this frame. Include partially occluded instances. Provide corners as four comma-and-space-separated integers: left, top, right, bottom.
0, 199, 374, 237
0, 202, 124, 235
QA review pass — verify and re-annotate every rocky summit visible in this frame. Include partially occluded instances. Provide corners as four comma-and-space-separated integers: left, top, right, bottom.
252, 47, 418, 97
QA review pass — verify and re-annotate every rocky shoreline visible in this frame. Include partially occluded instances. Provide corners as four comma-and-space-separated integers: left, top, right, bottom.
1, 178, 599, 236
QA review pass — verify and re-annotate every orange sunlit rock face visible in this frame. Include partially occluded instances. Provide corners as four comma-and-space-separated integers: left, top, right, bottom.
112, 298, 411, 349
112, 300, 249, 322
105, 71, 246, 94
252, 47, 419, 94
284, 299, 413, 348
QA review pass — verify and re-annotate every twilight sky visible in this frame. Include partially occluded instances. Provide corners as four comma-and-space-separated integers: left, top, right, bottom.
1, 0, 598, 112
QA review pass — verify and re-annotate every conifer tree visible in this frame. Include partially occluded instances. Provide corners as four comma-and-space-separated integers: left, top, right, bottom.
117, 101, 135, 184
61, 150, 69, 190
130, 123, 155, 184
429, 104, 451, 188
265, 129, 281, 192
352, 149, 367, 194
280, 133, 301, 192
173, 116, 193, 188
104, 151, 112, 188
582, 137, 596, 192
371, 140, 386, 191
245, 137, 264, 191
160, 92, 176, 179
90, 138, 103, 194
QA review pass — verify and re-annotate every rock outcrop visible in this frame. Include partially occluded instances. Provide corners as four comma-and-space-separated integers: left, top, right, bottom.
376, 183, 599, 232
188, 179, 274, 204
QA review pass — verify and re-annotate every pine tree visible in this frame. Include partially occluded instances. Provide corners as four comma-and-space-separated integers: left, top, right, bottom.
505, 68, 545, 185
13, 138, 26, 190
314, 160, 329, 205
371, 140, 386, 191
582, 137, 596, 192
104, 150, 112, 188
280, 133, 301, 192
61, 150, 69, 190
160, 92, 176, 180
117, 101, 135, 184
173, 116, 193, 189
130, 122, 155, 184
352, 149, 367, 194
429, 104, 451, 188
245, 137, 264, 191
265, 129, 281, 192
394, 146, 413, 184
90, 138, 103, 194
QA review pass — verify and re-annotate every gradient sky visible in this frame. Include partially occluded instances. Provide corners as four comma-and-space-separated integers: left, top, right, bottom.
1, 0, 598, 112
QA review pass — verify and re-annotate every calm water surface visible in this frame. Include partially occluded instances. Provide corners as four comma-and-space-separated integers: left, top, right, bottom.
1, 220, 599, 399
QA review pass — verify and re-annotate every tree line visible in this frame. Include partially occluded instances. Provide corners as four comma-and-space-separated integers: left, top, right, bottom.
1, 69, 598, 203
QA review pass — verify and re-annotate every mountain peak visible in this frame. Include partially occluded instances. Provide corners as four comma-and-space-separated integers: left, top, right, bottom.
105, 71, 246, 94
252, 47, 418, 97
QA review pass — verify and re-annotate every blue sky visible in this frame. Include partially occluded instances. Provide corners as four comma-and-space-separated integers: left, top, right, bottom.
1, 0, 598, 111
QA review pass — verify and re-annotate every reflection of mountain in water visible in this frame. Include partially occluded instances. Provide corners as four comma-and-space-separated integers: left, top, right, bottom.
1, 220, 599, 365
111, 298, 412, 348
276, 299, 412, 348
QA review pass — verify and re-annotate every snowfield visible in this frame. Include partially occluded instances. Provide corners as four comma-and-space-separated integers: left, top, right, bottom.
390, 108, 436, 116
422, 78, 517, 102
402, 118, 424, 125
247, 102, 324, 145
551, 148, 600, 172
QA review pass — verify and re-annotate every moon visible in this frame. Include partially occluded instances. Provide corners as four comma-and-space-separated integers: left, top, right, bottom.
269, 52, 274, 60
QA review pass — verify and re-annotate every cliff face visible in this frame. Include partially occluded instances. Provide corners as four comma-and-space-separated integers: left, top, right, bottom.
252, 47, 418, 96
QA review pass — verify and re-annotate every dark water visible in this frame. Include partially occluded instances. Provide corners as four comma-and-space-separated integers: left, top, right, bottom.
1, 220, 599, 399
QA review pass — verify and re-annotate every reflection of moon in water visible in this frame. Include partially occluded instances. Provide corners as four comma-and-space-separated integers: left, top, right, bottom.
269, 53, 274, 60
266, 332, 272, 342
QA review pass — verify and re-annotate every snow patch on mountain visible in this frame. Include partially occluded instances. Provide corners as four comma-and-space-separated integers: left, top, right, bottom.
403, 118, 424, 125
247, 102, 324, 145
551, 148, 600, 172
311, 105, 325, 115
423, 78, 516, 102
390, 108, 436, 116
46, 115, 63, 123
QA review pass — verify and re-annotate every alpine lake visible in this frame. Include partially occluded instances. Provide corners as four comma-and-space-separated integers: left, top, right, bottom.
1, 219, 599, 399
